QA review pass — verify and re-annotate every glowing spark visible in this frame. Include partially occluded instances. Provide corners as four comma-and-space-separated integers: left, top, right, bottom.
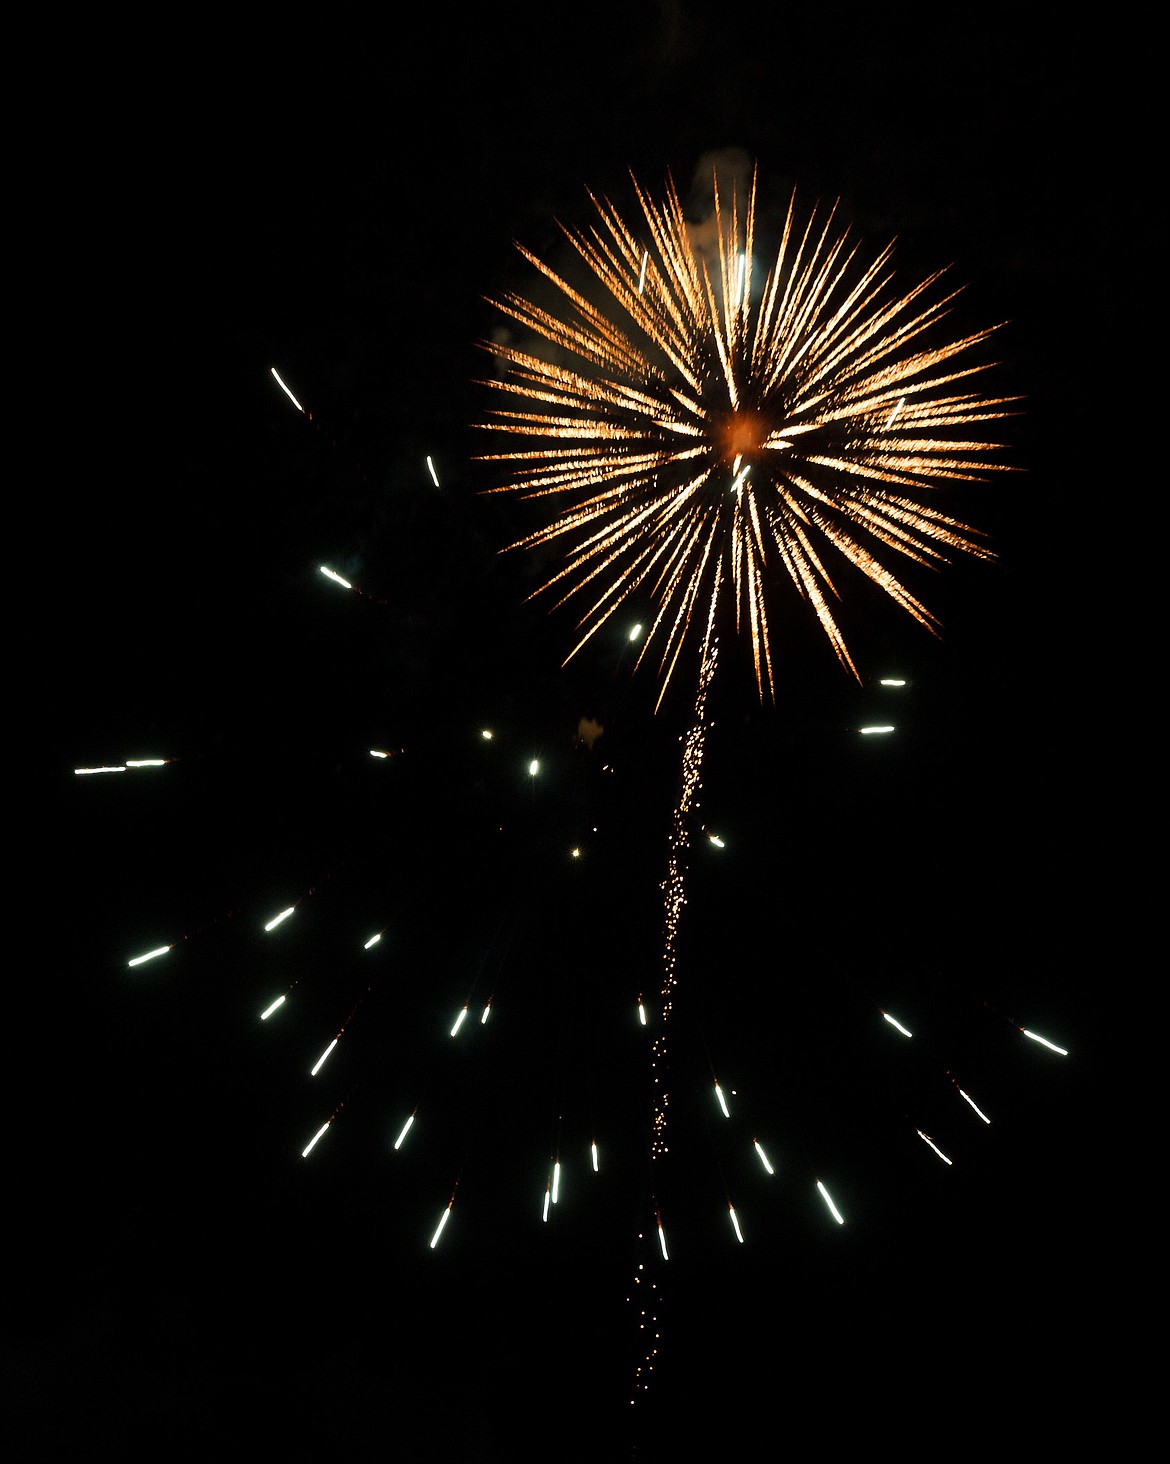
450, 1006, 469, 1037
860, 725, 895, 735
958, 1089, 991, 1123
657, 1222, 669, 1261
477, 170, 1013, 704
125, 759, 167, 767
552, 1161, 561, 1204
542, 1184, 551, 1223
629, 622, 643, 642
75, 765, 126, 775
319, 565, 352, 590
270, 367, 304, 414
753, 1140, 775, 1175
364, 933, 382, 949
817, 1181, 845, 1225
480, 1000, 492, 1024
714, 1081, 730, 1118
264, 906, 295, 932
369, 749, 389, 758
481, 729, 493, 740
128, 945, 171, 968
426, 455, 440, 487
728, 1203, 745, 1243
708, 833, 725, 848
879, 678, 906, 686
259, 995, 286, 1020
917, 1129, 953, 1165
393, 1114, 415, 1150
1022, 1029, 1068, 1055
528, 758, 540, 777
302, 1121, 330, 1158
429, 1204, 452, 1249
591, 1141, 599, 1173
638, 999, 647, 1027
310, 1038, 338, 1076
883, 1011, 913, 1038
571, 847, 581, 858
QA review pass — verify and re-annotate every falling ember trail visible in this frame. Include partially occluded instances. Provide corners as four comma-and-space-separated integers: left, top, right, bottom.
650, 607, 718, 1160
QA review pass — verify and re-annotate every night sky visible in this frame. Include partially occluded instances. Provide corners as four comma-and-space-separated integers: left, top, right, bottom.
24, 8, 1135, 1460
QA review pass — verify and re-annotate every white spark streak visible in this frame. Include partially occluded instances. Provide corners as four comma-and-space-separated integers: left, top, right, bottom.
128, 945, 172, 968
270, 367, 304, 413
817, 1181, 845, 1224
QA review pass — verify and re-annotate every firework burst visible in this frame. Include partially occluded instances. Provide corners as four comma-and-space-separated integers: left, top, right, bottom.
477, 168, 1015, 705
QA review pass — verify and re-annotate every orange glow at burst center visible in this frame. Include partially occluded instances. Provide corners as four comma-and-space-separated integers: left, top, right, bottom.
715, 410, 768, 465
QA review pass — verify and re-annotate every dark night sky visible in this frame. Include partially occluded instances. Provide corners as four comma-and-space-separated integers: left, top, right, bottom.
21, 8, 1140, 1460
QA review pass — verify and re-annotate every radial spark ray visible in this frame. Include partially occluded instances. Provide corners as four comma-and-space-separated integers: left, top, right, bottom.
477, 169, 1013, 702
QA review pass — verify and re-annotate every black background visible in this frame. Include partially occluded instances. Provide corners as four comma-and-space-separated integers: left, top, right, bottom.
21, 6, 1138, 1460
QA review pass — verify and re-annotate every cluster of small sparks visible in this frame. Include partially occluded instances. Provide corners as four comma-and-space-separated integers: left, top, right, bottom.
477, 169, 1015, 705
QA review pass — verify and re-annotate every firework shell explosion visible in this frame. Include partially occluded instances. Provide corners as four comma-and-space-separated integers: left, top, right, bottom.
476, 169, 1017, 707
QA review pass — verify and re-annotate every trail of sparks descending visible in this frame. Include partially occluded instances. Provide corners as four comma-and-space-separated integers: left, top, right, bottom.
477, 168, 1014, 706
651, 607, 717, 1159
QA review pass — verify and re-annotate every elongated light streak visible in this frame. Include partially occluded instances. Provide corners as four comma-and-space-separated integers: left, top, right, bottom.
728, 1203, 745, 1244
886, 396, 905, 427
860, 725, 895, 735
638, 999, 647, 1027
128, 944, 172, 967
480, 1000, 492, 1024
125, 759, 167, 767
753, 1140, 775, 1175
264, 906, 295, 932
260, 994, 286, 1020
393, 1114, 415, 1150
817, 1181, 845, 1225
542, 1184, 551, 1223
657, 1222, 669, 1260
319, 565, 352, 589
552, 1161, 561, 1204
429, 1204, 452, 1249
591, 1141, 599, 1173
879, 678, 906, 686
958, 1089, 991, 1123
714, 1081, 730, 1118
1022, 1028, 1068, 1055
310, 1038, 338, 1076
708, 833, 725, 849
917, 1130, 953, 1165
450, 1006, 469, 1037
364, 933, 382, 949
75, 765, 126, 775
629, 622, 643, 641
883, 1011, 913, 1038
638, 250, 647, 293
270, 367, 304, 413
302, 1121, 330, 1158
426, 455, 440, 487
